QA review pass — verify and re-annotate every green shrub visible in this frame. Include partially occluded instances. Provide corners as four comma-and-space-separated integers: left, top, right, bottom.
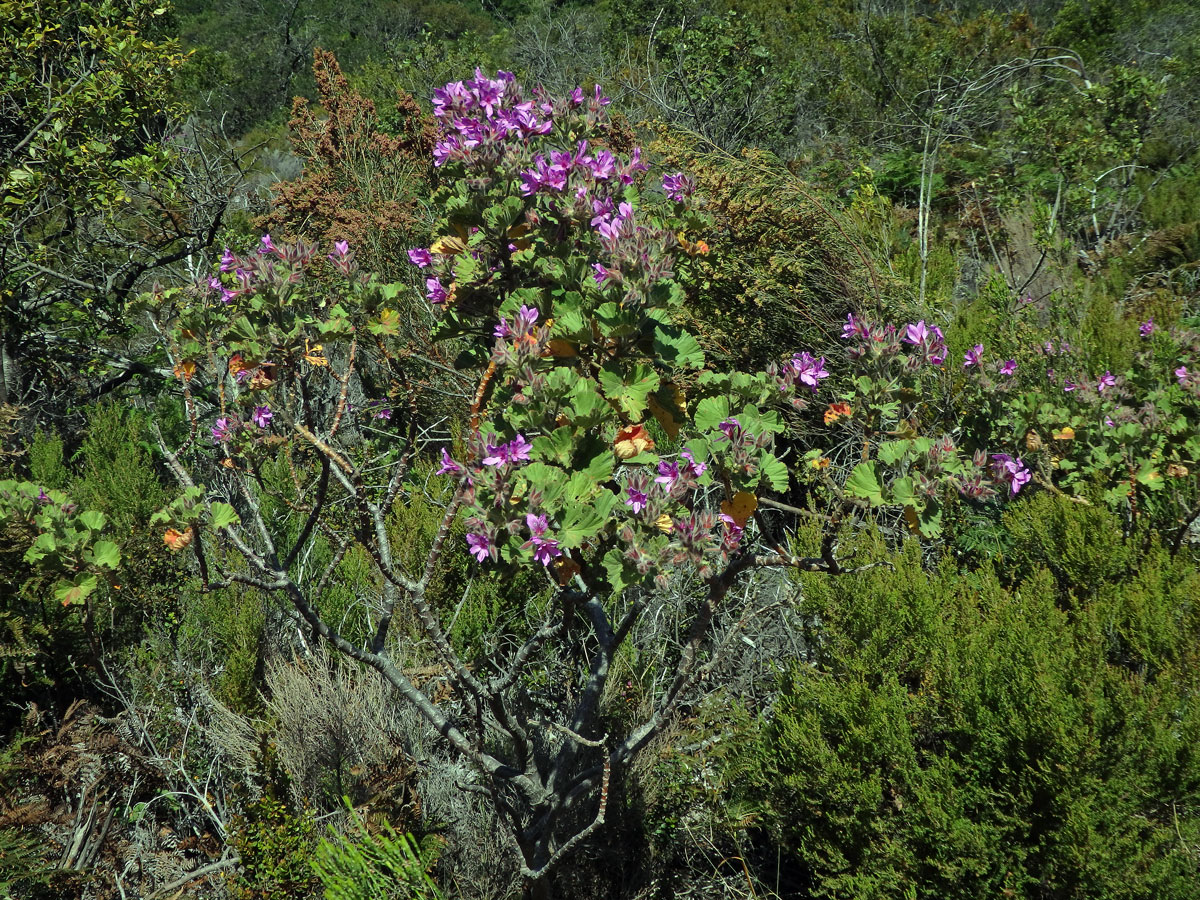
312, 802, 444, 900
733, 517, 1200, 899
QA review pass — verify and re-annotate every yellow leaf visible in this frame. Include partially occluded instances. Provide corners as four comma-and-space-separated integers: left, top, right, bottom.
544, 339, 577, 358
654, 514, 674, 533
810, 456, 831, 469
720, 491, 758, 527
431, 235, 468, 256
902, 506, 920, 533
1052, 426, 1075, 441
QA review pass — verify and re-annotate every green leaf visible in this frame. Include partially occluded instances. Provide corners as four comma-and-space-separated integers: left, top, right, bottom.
653, 324, 705, 369
759, 453, 789, 492
845, 462, 885, 507
598, 364, 660, 419
24, 532, 56, 564
210, 502, 240, 529
877, 440, 912, 466
78, 510, 107, 532
694, 396, 731, 432
87, 540, 121, 570
54, 574, 99, 607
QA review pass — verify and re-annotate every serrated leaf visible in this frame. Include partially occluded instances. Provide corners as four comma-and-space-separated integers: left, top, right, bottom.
694, 396, 731, 432
55, 574, 99, 607
88, 540, 121, 570
759, 453, 789, 492
79, 510, 106, 532
210, 502, 240, 529
845, 462, 884, 506
652, 325, 705, 369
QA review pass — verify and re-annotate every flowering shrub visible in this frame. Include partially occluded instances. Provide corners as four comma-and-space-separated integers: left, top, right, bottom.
956, 305, 1200, 534
141, 70, 1029, 892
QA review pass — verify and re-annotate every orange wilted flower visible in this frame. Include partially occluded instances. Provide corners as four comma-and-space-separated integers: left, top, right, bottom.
173, 359, 196, 382
614, 424, 655, 459
810, 456, 831, 470
824, 401, 853, 425
163, 526, 194, 552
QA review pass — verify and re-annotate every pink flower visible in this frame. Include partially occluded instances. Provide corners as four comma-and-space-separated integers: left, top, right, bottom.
1140, 318, 1155, 337
437, 449, 462, 476
963, 344, 983, 369
466, 532, 491, 562
530, 537, 562, 566
251, 406, 273, 428
526, 512, 549, 536
426, 277, 450, 305
999, 359, 1017, 376
791, 352, 830, 391
1176, 366, 1189, 385
903, 320, 930, 345
662, 172, 694, 202
408, 248, 432, 268
626, 486, 648, 514
990, 453, 1031, 495
211, 417, 233, 443
1097, 371, 1116, 392
655, 460, 680, 491
481, 442, 507, 467
1064, 380, 1077, 392
507, 434, 533, 463
680, 449, 706, 478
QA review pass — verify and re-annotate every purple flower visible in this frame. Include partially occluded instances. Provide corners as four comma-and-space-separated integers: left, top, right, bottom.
791, 352, 830, 391
374, 408, 392, 421
680, 449, 706, 478
718, 419, 742, 442
507, 434, 533, 463
662, 172, 694, 202
493, 318, 511, 339
481, 442, 507, 467
220, 248, 236, 272
903, 320, 930, 345
999, 359, 1017, 376
655, 460, 680, 492
990, 453, 1032, 495
466, 532, 492, 563
530, 537, 562, 566
251, 406, 273, 428
408, 248, 432, 268
1175, 366, 1188, 385
592, 263, 611, 286
1097, 371, 1116, 392
1140, 318, 1155, 337
37, 489, 50, 504
963, 344, 983, 369
437, 448, 463, 476
568, 86, 584, 107
1043, 341, 1055, 355
626, 486, 649, 514
211, 417, 233, 443
1105, 416, 1116, 427
259, 234, 277, 255
526, 512, 549, 537
426, 277, 450, 305
1064, 380, 1077, 392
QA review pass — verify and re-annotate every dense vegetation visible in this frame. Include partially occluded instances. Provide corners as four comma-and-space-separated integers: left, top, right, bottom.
1, 1, 1198, 899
